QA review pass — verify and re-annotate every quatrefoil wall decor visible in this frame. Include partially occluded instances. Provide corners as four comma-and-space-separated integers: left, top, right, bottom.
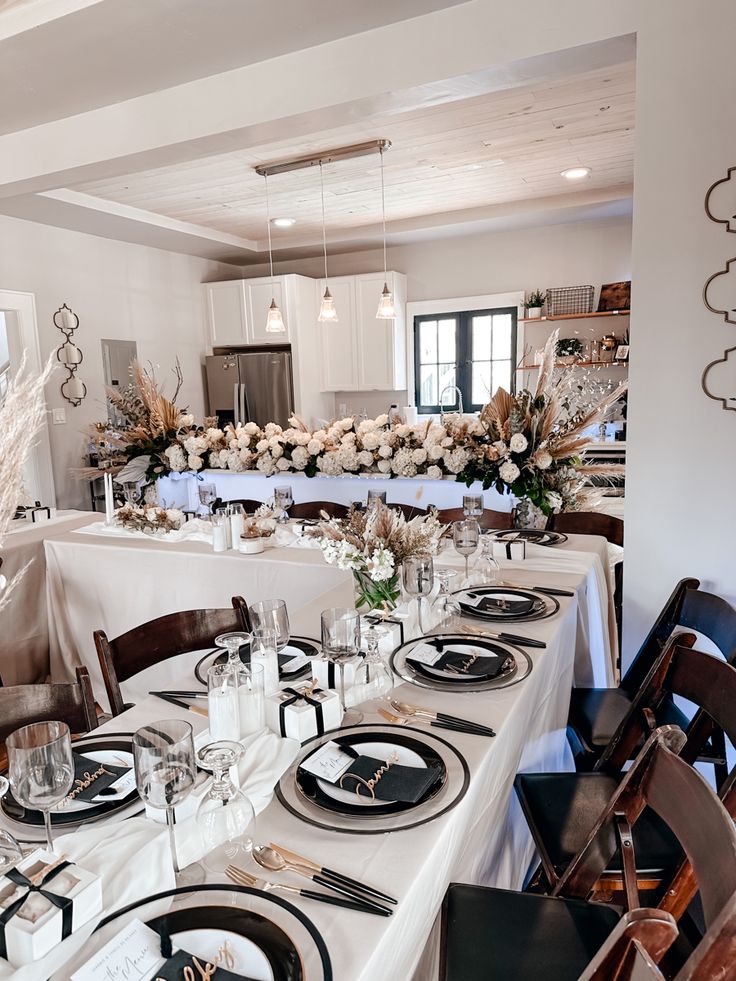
702, 346, 736, 412
705, 166, 736, 233
54, 303, 87, 406
703, 257, 736, 324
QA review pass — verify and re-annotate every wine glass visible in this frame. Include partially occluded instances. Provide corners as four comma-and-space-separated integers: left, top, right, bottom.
132, 720, 203, 886
353, 625, 394, 704
321, 608, 363, 725
462, 494, 483, 519
274, 485, 293, 523
6, 722, 74, 853
453, 519, 480, 585
468, 536, 501, 587
367, 489, 387, 511
196, 741, 256, 874
0, 776, 23, 872
249, 599, 290, 652
120, 481, 139, 506
431, 569, 461, 632
402, 553, 434, 635
215, 631, 250, 667
198, 482, 217, 514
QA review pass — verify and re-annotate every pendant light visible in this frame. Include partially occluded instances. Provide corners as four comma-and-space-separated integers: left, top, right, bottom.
317, 161, 338, 322
376, 144, 395, 320
263, 173, 286, 333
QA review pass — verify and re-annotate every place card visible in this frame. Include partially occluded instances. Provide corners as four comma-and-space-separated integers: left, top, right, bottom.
92, 767, 137, 803
60, 754, 130, 806
406, 642, 445, 666
71, 917, 163, 980
298, 741, 356, 783
280, 651, 309, 673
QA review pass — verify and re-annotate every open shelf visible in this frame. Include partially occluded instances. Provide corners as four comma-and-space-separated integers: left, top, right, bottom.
516, 360, 629, 371
519, 310, 630, 323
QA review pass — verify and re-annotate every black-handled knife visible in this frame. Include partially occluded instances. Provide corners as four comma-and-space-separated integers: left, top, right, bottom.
498, 581, 574, 597
308, 873, 393, 914
493, 631, 546, 649
296, 888, 393, 915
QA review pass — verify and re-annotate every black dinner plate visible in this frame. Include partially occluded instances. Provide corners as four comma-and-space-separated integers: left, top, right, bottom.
296, 730, 446, 817
491, 528, 568, 546
1, 737, 138, 826
407, 635, 516, 683
148, 904, 302, 981
457, 586, 546, 622
194, 638, 319, 686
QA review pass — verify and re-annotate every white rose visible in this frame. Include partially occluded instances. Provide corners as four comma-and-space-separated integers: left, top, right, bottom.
187, 454, 203, 471
339, 417, 354, 431
499, 461, 520, 484
268, 435, 283, 449
264, 422, 282, 437
427, 465, 443, 480
271, 444, 284, 458
509, 433, 528, 453
428, 444, 444, 461
307, 439, 322, 456
395, 424, 411, 439
276, 457, 291, 471
179, 414, 195, 428
374, 413, 389, 426
377, 459, 392, 473
378, 445, 392, 458
411, 448, 427, 465
357, 450, 374, 467
256, 439, 269, 452
361, 432, 380, 451
535, 450, 553, 470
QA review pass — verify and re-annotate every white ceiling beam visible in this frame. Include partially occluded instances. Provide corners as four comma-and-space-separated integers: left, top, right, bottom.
0, 3, 638, 198
0, 0, 103, 40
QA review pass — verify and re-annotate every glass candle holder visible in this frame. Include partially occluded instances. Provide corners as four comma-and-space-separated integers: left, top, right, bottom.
207, 663, 240, 741
211, 512, 228, 552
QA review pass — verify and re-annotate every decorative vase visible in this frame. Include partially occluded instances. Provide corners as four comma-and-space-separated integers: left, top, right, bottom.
514, 497, 548, 530
353, 571, 400, 612
526, 307, 543, 319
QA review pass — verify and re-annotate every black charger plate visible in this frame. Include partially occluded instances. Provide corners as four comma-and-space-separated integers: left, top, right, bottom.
194, 637, 319, 686
407, 635, 515, 683
491, 529, 568, 546
455, 586, 559, 624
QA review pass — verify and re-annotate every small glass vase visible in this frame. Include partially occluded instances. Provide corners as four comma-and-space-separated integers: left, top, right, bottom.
514, 497, 548, 529
353, 571, 400, 612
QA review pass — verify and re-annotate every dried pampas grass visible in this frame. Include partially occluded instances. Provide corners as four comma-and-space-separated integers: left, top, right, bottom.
0, 355, 54, 612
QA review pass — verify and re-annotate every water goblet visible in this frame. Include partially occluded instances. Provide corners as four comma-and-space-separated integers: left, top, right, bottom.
274, 485, 293, 523
214, 631, 250, 667
468, 536, 501, 587
453, 519, 480, 585
462, 494, 483, 519
120, 481, 140, 506
196, 741, 256, 874
430, 569, 461, 632
249, 599, 290, 652
132, 720, 203, 886
6, 722, 74, 853
352, 624, 394, 704
402, 553, 434, 635
198, 482, 217, 514
0, 778, 22, 873
321, 608, 363, 725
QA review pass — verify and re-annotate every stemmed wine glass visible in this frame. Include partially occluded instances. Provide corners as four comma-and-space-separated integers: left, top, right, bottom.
431, 569, 461, 632
196, 741, 256, 874
120, 481, 140, 506
367, 489, 387, 511
462, 494, 483, 519
273, 485, 293, 523
321, 608, 363, 726
353, 624, 394, 702
215, 631, 250, 667
6, 721, 74, 853
0, 778, 22, 872
402, 553, 434, 635
453, 519, 480, 585
132, 720, 203, 886
198, 482, 217, 515
249, 599, 290, 652
468, 536, 501, 586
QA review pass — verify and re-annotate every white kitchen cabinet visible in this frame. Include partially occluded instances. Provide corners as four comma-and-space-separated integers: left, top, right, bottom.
246, 279, 290, 344
203, 280, 248, 345
318, 271, 407, 391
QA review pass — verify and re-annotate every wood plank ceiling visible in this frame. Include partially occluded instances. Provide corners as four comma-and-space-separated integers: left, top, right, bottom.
74, 59, 635, 246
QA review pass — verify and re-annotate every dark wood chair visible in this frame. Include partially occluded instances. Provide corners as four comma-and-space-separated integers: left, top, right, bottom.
567, 578, 701, 767
94, 596, 250, 716
549, 510, 624, 547
289, 501, 348, 520
441, 727, 736, 981
436, 507, 514, 530
212, 497, 263, 513
0, 667, 98, 743
516, 639, 736, 898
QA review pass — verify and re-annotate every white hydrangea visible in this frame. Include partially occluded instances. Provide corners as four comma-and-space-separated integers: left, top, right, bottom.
164, 444, 187, 472
291, 445, 309, 469
271, 444, 284, 459
443, 447, 471, 474
264, 422, 282, 438
427, 465, 443, 480
226, 450, 246, 472
187, 454, 203, 472
276, 457, 291, 471
317, 453, 343, 476
183, 434, 208, 456
357, 450, 374, 467
244, 421, 259, 435
391, 448, 417, 477
256, 439, 269, 453
205, 427, 224, 444
361, 432, 380, 451
268, 435, 283, 450
378, 430, 395, 447
509, 433, 528, 453
499, 461, 520, 484
337, 446, 359, 471
411, 448, 427, 465
357, 419, 377, 435
307, 439, 323, 456
366, 545, 395, 582
256, 454, 276, 475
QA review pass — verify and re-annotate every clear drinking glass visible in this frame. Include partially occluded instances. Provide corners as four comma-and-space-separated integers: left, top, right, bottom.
274, 485, 293, 522
431, 569, 461, 632
228, 502, 245, 545
198, 482, 217, 514
321, 608, 363, 725
6, 721, 74, 853
196, 741, 256, 874
207, 664, 240, 742
249, 599, 290, 652
215, 507, 232, 549
453, 519, 480, 584
367, 489, 387, 511
250, 626, 279, 695
236, 663, 265, 737
402, 553, 434, 635
462, 493, 483, 518
121, 481, 139, 505
211, 511, 228, 552
132, 720, 203, 885
215, 631, 250, 667
468, 536, 501, 587
353, 625, 394, 704
0, 778, 22, 873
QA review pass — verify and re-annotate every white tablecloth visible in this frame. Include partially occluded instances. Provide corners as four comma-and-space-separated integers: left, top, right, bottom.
0, 510, 96, 684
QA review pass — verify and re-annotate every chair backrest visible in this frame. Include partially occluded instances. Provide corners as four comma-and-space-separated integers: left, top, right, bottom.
213, 497, 263, 513
0, 667, 98, 742
289, 501, 348, 520
549, 510, 624, 547
622, 578, 701, 693
579, 911, 677, 981
557, 728, 736, 979
435, 507, 514, 530
94, 596, 250, 716
678, 587, 736, 664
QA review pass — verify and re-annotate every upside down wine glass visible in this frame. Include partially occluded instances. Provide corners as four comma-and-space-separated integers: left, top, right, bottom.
196, 741, 256, 874
321, 608, 363, 725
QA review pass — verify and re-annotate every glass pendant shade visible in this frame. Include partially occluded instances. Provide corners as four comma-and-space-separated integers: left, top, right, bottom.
265, 297, 286, 333
318, 286, 339, 322
376, 282, 395, 319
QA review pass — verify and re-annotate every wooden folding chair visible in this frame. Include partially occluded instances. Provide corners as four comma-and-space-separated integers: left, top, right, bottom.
435, 507, 514, 530
0, 667, 98, 743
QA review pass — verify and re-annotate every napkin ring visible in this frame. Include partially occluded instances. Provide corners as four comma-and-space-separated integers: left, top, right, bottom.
339, 752, 400, 800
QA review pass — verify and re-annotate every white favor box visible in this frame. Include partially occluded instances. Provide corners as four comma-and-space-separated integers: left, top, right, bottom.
492, 540, 526, 561
310, 656, 361, 690
266, 685, 342, 742
0, 849, 102, 967
361, 614, 405, 654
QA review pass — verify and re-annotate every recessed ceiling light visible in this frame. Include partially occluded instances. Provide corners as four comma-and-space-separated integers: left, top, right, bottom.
561, 167, 591, 180
271, 217, 296, 228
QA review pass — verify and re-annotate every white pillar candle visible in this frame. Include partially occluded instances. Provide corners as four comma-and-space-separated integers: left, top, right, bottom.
207, 686, 240, 741
61, 308, 77, 330
403, 405, 418, 426
229, 511, 244, 548
65, 376, 86, 399
212, 524, 227, 552
238, 684, 265, 735
251, 649, 280, 696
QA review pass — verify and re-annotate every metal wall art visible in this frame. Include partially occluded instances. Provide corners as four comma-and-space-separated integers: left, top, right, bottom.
703, 168, 736, 411
54, 303, 87, 406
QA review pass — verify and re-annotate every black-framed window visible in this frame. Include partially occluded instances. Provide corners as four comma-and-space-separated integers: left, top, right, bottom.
413, 306, 517, 413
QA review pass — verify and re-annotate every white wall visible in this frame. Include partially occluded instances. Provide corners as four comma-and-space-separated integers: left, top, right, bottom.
623, 0, 736, 657
0, 214, 238, 509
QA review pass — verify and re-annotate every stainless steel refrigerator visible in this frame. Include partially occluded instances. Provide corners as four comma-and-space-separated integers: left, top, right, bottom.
205, 350, 294, 428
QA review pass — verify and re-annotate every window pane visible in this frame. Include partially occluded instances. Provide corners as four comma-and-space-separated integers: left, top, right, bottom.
419, 320, 437, 364
438, 364, 457, 405
472, 316, 492, 361
438, 319, 456, 363
492, 359, 512, 394
492, 314, 512, 360
419, 364, 438, 406
472, 362, 492, 405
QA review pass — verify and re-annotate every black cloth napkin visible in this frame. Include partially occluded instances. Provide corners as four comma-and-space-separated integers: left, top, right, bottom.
472, 596, 535, 616
408, 643, 513, 679
66, 752, 130, 803
151, 948, 255, 980
338, 754, 442, 803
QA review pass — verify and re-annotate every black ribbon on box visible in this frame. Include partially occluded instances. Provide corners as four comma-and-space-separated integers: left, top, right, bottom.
0, 861, 74, 959
278, 687, 326, 738
364, 613, 405, 647
30, 507, 51, 523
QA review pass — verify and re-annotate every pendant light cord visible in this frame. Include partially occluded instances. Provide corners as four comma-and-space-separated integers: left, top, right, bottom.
380, 145, 388, 279
264, 174, 275, 286
320, 161, 329, 282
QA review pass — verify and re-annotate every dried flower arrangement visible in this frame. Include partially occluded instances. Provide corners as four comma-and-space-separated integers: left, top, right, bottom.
113, 503, 186, 536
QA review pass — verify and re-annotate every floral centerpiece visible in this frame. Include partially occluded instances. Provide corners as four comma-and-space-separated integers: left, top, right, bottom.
457, 330, 627, 525
316, 502, 444, 610
113, 503, 186, 536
